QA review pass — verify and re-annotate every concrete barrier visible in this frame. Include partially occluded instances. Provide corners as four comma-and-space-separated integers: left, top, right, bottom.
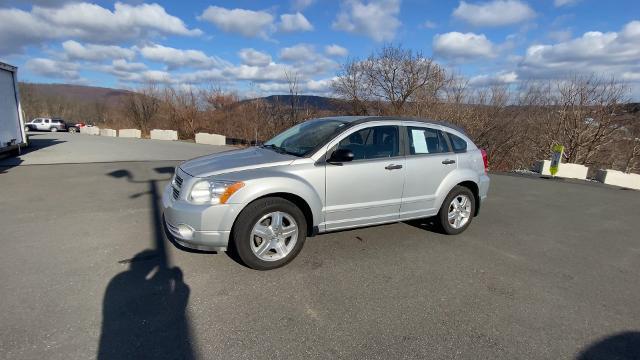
594, 169, 640, 190
80, 126, 100, 135
195, 132, 226, 146
534, 160, 588, 180
99, 128, 117, 137
118, 129, 141, 138
150, 129, 178, 141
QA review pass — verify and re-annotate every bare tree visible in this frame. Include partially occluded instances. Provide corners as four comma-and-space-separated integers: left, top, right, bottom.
332, 59, 370, 115
285, 71, 300, 126
123, 83, 160, 135
552, 75, 627, 165
362, 45, 445, 114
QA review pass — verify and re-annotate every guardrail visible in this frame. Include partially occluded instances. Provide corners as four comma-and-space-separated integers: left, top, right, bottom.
533, 160, 639, 190
595, 170, 640, 190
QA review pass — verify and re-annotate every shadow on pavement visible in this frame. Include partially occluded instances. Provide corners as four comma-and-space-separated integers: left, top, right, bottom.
403, 217, 444, 234
98, 167, 195, 360
576, 332, 640, 360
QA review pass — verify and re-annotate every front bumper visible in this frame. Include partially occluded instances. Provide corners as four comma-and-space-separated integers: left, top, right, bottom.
162, 183, 243, 251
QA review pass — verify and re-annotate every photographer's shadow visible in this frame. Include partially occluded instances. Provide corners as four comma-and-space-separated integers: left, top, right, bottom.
97, 250, 194, 360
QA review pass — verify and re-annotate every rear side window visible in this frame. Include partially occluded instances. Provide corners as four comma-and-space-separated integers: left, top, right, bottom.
407, 127, 449, 155
337, 125, 400, 160
447, 133, 468, 153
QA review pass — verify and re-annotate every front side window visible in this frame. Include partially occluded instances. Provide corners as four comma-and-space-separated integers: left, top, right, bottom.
336, 125, 399, 160
407, 127, 449, 155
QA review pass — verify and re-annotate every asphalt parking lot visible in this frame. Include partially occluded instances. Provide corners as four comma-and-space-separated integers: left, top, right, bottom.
1, 133, 639, 359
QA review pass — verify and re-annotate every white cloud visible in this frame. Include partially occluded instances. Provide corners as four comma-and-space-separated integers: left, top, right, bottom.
255, 77, 335, 95
469, 71, 518, 86
548, 29, 573, 42
139, 70, 173, 84
452, 0, 535, 27
278, 12, 314, 32
138, 44, 228, 69
25, 58, 80, 80
62, 40, 134, 62
97, 59, 148, 81
325, 44, 349, 57
179, 69, 226, 84
179, 43, 338, 85
433, 32, 496, 61
225, 63, 295, 82
422, 20, 437, 29
554, 0, 580, 7
198, 6, 274, 38
291, 0, 315, 11
332, 0, 401, 42
280, 44, 317, 62
518, 21, 640, 81
238, 48, 272, 67
0, 2, 201, 55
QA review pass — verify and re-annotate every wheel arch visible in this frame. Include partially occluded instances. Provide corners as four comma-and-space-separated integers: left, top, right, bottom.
230, 192, 316, 238
435, 169, 481, 216
456, 180, 480, 216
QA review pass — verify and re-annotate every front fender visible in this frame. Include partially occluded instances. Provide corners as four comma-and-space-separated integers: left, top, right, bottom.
220, 168, 324, 228
434, 168, 480, 211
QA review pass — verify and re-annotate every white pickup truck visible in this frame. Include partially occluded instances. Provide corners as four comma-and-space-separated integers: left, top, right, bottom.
0, 62, 27, 156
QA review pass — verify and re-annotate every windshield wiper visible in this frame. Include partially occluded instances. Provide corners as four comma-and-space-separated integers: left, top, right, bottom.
261, 144, 301, 157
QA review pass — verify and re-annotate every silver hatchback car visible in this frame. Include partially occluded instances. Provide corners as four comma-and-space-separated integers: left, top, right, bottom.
163, 116, 490, 270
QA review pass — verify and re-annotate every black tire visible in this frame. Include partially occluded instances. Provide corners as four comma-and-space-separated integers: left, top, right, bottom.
231, 197, 307, 270
24, 126, 30, 132
437, 185, 476, 235
68, 127, 78, 133
50, 127, 58, 132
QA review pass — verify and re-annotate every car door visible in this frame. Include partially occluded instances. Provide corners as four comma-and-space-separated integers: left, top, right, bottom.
41, 119, 51, 131
399, 124, 457, 219
32, 119, 42, 129
323, 124, 405, 231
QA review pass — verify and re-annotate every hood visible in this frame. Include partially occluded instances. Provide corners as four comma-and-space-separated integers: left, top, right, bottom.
179, 147, 296, 178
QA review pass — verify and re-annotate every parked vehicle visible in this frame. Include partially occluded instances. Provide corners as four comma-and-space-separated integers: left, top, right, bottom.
0, 62, 27, 156
163, 116, 490, 270
66, 123, 86, 133
24, 118, 67, 132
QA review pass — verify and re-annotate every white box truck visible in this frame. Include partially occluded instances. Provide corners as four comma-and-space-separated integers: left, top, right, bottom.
0, 61, 27, 156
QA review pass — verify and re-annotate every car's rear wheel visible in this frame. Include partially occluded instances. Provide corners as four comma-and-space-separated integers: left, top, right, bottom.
437, 185, 475, 235
69, 127, 78, 133
232, 197, 307, 270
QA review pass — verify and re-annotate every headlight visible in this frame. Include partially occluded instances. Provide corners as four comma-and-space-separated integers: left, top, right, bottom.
188, 180, 244, 205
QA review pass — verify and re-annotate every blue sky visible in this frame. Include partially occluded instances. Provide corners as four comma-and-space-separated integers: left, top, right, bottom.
0, 0, 639, 98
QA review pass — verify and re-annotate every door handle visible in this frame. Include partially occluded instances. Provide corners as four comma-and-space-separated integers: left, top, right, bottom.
385, 164, 403, 170
442, 159, 456, 165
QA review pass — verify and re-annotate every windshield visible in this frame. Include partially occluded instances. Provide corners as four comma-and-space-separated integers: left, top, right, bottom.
263, 119, 348, 157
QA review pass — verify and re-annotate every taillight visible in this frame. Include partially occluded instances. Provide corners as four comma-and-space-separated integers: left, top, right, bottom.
480, 149, 488, 172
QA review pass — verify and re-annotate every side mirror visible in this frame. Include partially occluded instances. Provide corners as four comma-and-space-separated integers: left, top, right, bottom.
328, 149, 354, 164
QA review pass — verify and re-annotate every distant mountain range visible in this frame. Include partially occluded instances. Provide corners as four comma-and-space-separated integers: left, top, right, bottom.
19, 83, 133, 106
18, 83, 340, 110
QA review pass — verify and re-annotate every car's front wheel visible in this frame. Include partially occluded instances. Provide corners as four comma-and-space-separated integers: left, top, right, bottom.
437, 185, 475, 235
232, 197, 307, 270
50, 127, 58, 132
24, 126, 30, 132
